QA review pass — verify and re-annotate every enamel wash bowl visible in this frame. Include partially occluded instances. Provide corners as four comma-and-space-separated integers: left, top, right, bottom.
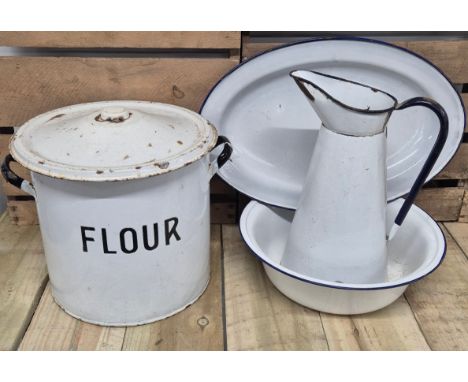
240, 200, 446, 315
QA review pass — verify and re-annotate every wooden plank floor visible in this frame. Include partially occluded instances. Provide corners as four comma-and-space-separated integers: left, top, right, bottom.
0, 214, 467, 350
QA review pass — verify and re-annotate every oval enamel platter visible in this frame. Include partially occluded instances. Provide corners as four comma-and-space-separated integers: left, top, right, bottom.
200, 37, 466, 209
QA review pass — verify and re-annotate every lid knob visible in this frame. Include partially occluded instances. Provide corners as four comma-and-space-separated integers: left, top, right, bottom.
97, 107, 131, 123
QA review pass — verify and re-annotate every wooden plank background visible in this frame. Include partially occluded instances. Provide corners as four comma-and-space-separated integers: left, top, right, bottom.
0, 32, 466, 225
0, 214, 47, 350
0, 32, 240, 49
0, 57, 239, 127
405, 225, 468, 350
415, 187, 465, 221
241, 35, 468, 83
435, 144, 468, 180
222, 223, 468, 350
0, 31, 241, 225
1, 216, 466, 350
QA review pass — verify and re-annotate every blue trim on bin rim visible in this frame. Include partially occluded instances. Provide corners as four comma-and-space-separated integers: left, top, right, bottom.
239, 200, 447, 291
199, 36, 467, 207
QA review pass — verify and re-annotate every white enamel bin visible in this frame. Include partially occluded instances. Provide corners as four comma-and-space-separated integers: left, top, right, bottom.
2, 101, 232, 326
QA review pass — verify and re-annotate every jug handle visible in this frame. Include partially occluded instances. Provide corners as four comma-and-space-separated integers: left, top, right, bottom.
1, 154, 36, 198
388, 97, 449, 239
209, 135, 233, 179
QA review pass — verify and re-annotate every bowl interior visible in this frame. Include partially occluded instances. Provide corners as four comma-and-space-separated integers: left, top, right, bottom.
242, 199, 445, 288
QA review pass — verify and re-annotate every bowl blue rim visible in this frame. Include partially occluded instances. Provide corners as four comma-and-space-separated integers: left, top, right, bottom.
239, 200, 447, 291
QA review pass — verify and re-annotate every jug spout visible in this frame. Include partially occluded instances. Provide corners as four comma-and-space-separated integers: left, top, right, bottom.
290, 70, 398, 137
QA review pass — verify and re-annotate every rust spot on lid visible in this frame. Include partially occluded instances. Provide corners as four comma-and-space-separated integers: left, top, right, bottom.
38, 160, 45, 164
177, 140, 183, 145
47, 113, 65, 122
95, 112, 132, 123
135, 166, 142, 170
148, 143, 153, 147
123, 155, 130, 160
169, 124, 175, 130
96, 170, 104, 174
154, 162, 169, 170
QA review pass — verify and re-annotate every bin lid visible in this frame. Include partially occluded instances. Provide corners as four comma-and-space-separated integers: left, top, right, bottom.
10, 101, 218, 181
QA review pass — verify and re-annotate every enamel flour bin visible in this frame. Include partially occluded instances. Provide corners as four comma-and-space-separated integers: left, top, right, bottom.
1, 101, 232, 326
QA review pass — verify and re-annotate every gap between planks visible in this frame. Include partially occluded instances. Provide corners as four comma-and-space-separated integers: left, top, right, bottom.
0, 32, 241, 50
404, 223, 468, 350
7, 220, 468, 350
0, 213, 48, 351
221, 223, 427, 350
122, 225, 224, 350
221, 223, 468, 351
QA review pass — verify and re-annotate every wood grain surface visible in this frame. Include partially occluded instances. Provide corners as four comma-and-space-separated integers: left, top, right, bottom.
0, 57, 238, 126
241, 36, 468, 83
0, 214, 467, 350
404, 225, 468, 350
0, 32, 240, 50
0, 214, 47, 350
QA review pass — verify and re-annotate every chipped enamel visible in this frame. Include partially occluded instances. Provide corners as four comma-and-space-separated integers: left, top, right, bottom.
10, 100, 218, 181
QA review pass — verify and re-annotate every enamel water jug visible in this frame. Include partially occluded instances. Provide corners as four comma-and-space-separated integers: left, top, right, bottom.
281, 70, 448, 284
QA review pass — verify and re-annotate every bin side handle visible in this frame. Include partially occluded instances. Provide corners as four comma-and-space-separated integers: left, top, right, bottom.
1, 154, 36, 198
209, 136, 232, 179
